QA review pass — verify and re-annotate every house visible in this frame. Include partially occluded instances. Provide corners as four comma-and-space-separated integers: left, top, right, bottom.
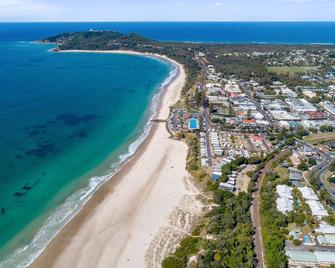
289, 169, 303, 185
219, 182, 235, 192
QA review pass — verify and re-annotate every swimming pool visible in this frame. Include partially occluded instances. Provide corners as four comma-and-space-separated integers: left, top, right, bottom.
189, 118, 199, 130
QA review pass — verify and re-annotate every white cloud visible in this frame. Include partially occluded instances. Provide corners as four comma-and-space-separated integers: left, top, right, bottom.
0, 0, 62, 21
209, 1, 224, 7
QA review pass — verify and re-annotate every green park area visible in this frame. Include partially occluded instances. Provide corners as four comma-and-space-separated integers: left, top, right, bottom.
267, 66, 318, 75
304, 132, 335, 145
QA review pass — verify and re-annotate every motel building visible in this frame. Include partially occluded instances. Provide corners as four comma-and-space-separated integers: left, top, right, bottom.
287, 250, 335, 267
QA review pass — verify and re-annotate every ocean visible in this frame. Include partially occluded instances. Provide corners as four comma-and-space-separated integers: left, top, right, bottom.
1, 22, 335, 44
0, 22, 334, 267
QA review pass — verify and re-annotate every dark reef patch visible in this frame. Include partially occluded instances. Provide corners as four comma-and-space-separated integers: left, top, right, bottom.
24, 143, 56, 157
0, 208, 5, 215
68, 130, 88, 139
24, 124, 48, 138
22, 183, 32, 191
55, 113, 98, 126
13, 192, 25, 198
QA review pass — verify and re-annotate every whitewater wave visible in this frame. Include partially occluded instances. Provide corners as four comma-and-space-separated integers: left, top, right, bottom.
0, 60, 177, 268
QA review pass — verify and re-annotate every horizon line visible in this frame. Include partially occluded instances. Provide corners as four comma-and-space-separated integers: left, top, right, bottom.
1, 20, 335, 23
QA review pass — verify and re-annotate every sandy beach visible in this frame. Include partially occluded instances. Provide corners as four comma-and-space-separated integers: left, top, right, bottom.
30, 51, 204, 268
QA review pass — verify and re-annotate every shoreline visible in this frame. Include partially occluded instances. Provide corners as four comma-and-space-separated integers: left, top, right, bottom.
51, 48, 176, 64
30, 50, 202, 268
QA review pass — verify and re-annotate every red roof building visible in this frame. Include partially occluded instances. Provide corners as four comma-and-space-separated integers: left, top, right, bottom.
306, 111, 327, 120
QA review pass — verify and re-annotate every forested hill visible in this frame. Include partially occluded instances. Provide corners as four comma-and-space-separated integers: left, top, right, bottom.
42, 30, 155, 50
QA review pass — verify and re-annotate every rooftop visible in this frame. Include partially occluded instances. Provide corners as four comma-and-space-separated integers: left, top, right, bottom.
298, 186, 319, 201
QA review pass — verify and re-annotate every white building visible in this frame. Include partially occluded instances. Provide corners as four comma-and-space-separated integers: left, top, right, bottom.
322, 101, 335, 116
306, 200, 328, 219
270, 110, 301, 121
302, 90, 317, 99
298, 186, 319, 200
276, 197, 294, 214
315, 222, 335, 234
276, 185, 293, 199
286, 98, 317, 113
224, 81, 241, 93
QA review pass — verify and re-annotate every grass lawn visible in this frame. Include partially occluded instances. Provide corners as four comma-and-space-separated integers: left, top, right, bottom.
274, 165, 289, 181
304, 132, 335, 145
267, 66, 319, 75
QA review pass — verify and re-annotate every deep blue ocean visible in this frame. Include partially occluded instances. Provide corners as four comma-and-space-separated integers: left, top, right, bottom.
0, 22, 335, 267
1, 22, 335, 44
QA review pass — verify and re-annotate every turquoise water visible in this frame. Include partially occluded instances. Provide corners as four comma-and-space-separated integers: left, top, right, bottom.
0, 40, 172, 266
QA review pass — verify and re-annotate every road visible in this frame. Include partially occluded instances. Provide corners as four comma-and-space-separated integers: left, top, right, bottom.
251, 149, 290, 268
241, 83, 274, 125
296, 139, 335, 203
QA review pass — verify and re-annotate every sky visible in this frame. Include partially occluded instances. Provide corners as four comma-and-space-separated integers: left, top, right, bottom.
0, 0, 334, 22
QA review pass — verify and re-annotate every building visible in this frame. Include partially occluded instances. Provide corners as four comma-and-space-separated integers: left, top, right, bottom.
305, 111, 327, 120
276, 197, 294, 214
286, 251, 317, 267
317, 234, 335, 246
290, 153, 301, 167
219, 182, 235, 192
212, 166, 222, 181
289, 169, 303, 186
269, 110, 301, 121
315, 222, 335, 235
298, 186, 319, 201
306, 200, 328, 219
287, 250, 335, 267
286, 98, 317, 113
209, 132, 223, 156
276, 185, 293, 199
322, 101, 335, 116
224, 81, 241, 94
199, 132, 209, 167
302, 90, 317, 99
315, 251, 335, 266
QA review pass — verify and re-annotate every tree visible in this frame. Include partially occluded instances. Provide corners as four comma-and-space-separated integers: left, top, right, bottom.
308, 158, 317, 166
330, 160, 335, 172
310, 95, 321, 103
320, 125, 334, 133
297, 160, 308, 171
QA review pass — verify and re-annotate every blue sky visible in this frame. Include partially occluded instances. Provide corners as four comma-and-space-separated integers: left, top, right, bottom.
0, 0, 334, 22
